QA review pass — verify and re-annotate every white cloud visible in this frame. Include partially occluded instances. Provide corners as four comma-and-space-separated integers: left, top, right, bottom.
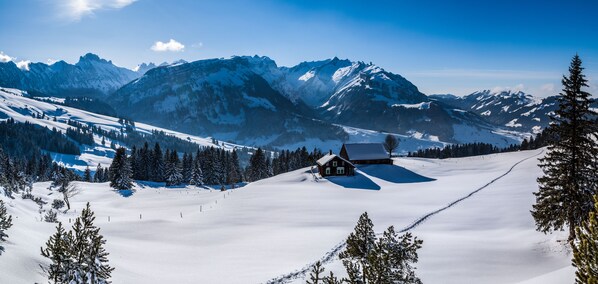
0, 51, 13, 63
151, 39, 185, 52
540, 83, 555, 93
16, 60, 31, 71
57, 0, 137, 21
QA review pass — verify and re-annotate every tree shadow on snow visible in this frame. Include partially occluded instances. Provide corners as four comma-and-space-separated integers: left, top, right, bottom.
115, 189, 135, 197
358, 164, 435, 184
327, 172, 381, 190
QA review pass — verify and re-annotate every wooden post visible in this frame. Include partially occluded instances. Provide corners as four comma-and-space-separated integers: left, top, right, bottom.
140, 214, 142, 220
180, 212, 183, 218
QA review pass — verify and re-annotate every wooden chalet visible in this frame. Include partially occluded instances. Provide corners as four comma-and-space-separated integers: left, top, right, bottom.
316, 153, 355, 177
339, 143, 393, 165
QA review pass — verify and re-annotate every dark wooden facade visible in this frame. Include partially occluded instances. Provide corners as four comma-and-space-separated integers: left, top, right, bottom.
317, 155, 355, 177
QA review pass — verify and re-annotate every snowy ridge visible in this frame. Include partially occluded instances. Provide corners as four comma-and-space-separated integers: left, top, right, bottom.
0, 87, 243, 172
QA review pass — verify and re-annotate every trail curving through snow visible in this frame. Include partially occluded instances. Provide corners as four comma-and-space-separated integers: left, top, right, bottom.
264, 149, 544, 284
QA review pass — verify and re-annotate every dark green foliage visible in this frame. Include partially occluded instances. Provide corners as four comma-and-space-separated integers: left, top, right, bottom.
271, 147, 323, 176
340, 212, 376, 284
532, 55, 598, 244
62, 97, 118, 117
109, 147, 133, 190
41, 203, 114, 283
338, 212, 423, 284
306, 261, 325, 284
83, 166, 92, 182
41, 222, 70, 283
573, 196, 598, 283
0, 118, 80, 157
0, 200, 13, 254
245, 148, 270, 182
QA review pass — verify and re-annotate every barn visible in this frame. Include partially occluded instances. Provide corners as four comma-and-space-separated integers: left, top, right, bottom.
316, 153, 355, 177
339, 143, 393, 165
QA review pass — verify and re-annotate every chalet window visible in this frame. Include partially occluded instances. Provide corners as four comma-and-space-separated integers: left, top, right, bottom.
332, 161, 337, 167
325, 167, 331, 175
337, 167, 345, 175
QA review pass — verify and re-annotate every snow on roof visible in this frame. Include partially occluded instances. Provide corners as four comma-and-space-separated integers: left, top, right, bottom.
343, 143, 389, 160
316, 154, 353, 166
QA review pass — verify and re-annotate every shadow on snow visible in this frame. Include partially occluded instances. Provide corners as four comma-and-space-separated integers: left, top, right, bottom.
327, 172, 381, 190
358, 164, 435, 184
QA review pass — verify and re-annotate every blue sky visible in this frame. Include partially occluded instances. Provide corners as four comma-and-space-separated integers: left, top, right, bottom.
1, 0, 597, 97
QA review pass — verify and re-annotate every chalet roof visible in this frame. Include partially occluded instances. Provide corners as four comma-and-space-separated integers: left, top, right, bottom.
316, 154, 354, 167
342, 143, 389, 160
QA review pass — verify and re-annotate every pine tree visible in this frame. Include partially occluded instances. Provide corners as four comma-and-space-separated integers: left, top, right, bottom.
190, 160, 204, 187
41, 222, 70, 283
306, 261, 325, 284
339, 212, 376, 284
573, 195, 598, 283
531, 55, 598, 244
83, 166, 92, 182
94, 164, 104, 183
109, 147, 133, 190
151, 143, 164, 182
369, 227, 422, 284
165, 150, 183, 186
0, 200, 13, 255
42, 203, 114, 283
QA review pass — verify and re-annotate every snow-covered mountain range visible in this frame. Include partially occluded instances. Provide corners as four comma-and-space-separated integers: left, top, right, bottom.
430, 90, 564, 134
0, 53, 141, 97
0, 53, 555, 150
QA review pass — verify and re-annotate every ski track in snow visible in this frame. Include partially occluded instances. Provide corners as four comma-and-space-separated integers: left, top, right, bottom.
264, 149, 544, 284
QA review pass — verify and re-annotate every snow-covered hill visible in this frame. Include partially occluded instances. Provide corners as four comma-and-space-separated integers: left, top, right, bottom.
0, 149, 573, 283
0, 87, 241, 172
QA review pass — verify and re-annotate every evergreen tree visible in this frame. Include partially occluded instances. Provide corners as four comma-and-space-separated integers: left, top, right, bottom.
150, 143, 164, 182
0, 200, 13, 255
369, 227, 422, 284
190, 160, 204, 187
41, 203, 114, 284
93, 164, 104, 183
339, 212, 376, 284
165, 150, 183, 186
41, 222, 70, 283
83, 166, 92, 182
109, 147, 133, 190
531, 55, 598, 244
306, 261, 325, 284
573, 195, 598, 283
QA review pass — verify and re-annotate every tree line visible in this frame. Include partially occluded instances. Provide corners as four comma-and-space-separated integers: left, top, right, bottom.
407, 130, 552, 159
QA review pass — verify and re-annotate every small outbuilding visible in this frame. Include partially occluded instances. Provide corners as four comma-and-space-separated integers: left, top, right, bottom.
339, 143, 393, 165
316, 153, 355, 177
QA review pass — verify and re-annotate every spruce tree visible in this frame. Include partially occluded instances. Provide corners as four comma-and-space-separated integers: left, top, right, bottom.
531, 55, 598, 244
0, 200, 13, 255
190, 160, 204, 187
42, 203, 113, 283
306, 261, 325, 284
339, 212, 376, 284
83, 166, 92, 182
41, 222, 70, 282
109, 147, 133, 190
573, 195, 598, 283
165, 150, 183, 186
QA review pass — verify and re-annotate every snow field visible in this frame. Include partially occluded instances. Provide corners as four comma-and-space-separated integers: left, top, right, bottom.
0, 149, 572, 283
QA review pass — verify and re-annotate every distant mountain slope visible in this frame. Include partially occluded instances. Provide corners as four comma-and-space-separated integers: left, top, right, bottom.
0, 53, 141, 97
430, 90, 559, 133
110, 56, 522, 148
111, 57, 348, 148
